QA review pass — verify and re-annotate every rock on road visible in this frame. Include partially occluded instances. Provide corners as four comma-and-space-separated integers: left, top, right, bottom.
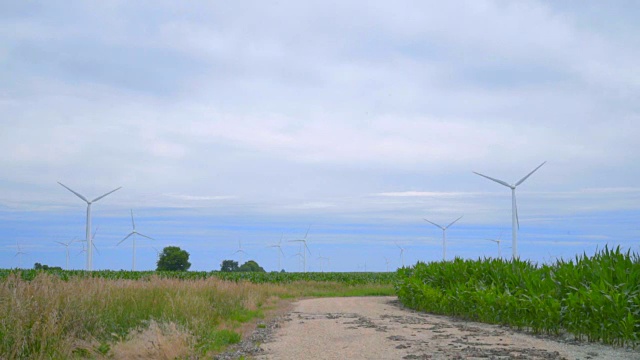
254, 296, 638, 360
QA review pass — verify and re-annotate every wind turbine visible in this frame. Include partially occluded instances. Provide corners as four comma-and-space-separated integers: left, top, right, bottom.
58, 182, 121, 270
14, 241, 27, 268
118, 210, 154, 271
291, 248, 303, 272
384, 257, 390, 272
78, 227, 100, 258
473, 161, 546, 259
288, 225, 311, 272
268, 233, 285, 271
55, 238, 77, 270
485, 232, 504, 258
233, 240, 247, 265
424, 216, 463, 261
317, 255, 329, 272
395, 242, 405, 267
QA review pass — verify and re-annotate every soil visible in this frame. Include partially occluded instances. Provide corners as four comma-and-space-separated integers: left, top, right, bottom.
215, 296, 639, 360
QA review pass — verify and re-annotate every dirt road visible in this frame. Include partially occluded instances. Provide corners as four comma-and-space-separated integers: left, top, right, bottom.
250, 297, 638, 360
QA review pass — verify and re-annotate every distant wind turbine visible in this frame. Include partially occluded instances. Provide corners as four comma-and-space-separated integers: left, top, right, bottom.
473, 161, 546, 259
14, 241, 27, 269
55, 238, 77, 270
118, 210, 154, 271
384, 257, 390, 272
317, 255, 330, 272
290, 247, 304, 272
395, 242, 405, 267
233, 240, 247, 265
268, 233, 285, 271
58, 182, 121, 270
78, 227, 100, 257
424, 216, 463, 261
289, 225, 311, 272
485, 232, 504, 258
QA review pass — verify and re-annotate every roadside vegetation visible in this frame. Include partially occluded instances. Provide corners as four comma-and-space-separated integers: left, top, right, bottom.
0, 270, 395, 358
395, 246, 640, 347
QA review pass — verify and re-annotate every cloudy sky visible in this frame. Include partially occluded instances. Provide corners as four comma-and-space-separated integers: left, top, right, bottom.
1, 1, 639, 271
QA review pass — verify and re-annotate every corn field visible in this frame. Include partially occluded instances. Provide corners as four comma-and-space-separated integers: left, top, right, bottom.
0, 269, 396, 285
395, 246, 640, 346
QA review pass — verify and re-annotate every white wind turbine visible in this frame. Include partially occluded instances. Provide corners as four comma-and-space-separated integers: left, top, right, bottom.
317, 255, 329, 272
55, 238, 77, 270
395, 242, 405, 267
424, 216, 463, 261
58, 182, 121, 270
233, 240, 247, 265
289, 225, 311, 272
14, 241, 27, 268
118, 210, 154, 271
290, 245, 304, 271
384, 257, 390, 272
268, 233, 285, 271
473, 161, 546, 259
78, 226, 99, 254
485, 232, 504, 258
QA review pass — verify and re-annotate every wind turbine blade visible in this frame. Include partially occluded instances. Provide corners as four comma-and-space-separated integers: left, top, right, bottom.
118, 233, 134, 245
445, 215, 463, 229
279, 248, 285, 256
92, 241, 100, 255
472, 172, 511, 188
304, 242, 311, 255
515, 161, 546, 186
137, 233, 154, 240
93, 226, 99, 239
91, 187, 122, 202
304, 225, 311, 239
423, 218, 444, 230
130, 209, 135, 229
58, 182, 89, 203
55, 241, 66, 246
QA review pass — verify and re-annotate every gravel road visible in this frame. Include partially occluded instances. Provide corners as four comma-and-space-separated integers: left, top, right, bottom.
218, 296, 639, 360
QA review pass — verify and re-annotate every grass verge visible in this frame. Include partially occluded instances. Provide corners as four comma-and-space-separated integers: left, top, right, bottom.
0, 273, 394, 358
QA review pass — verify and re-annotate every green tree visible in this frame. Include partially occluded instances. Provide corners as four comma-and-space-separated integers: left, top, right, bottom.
238, 260, 266, 272
220, 260, 239, 272
156, 246, 191, 271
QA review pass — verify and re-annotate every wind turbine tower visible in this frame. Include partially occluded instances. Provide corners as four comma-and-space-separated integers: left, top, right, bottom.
424, 216, 463, 261
233, 240, 247, 265
14, 241, 27, 269
473, 161, 546, 259
317, 255, 329, 272
58, 182, 121, 270
485, 232, 504, 258
289, 225, 311, 272
268, 233, 285, 271
395, 242, 405, 267
55, 238, 77, 270
118, 210, 154, 271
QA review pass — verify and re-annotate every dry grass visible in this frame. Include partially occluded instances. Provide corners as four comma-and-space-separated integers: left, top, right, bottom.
0, 273, 284, 358
109, 320, 192, 360
0, 272, 393, 358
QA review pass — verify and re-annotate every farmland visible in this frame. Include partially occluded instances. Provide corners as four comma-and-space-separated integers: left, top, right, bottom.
0, 270, 395, 358
3, 248, 640, 358
395, 246, 640, 347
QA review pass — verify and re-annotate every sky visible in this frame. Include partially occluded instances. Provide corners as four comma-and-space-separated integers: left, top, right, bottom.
1, 1, 639, 272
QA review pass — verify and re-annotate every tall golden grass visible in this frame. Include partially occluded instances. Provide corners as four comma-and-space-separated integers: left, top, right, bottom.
0, 272, 393, 358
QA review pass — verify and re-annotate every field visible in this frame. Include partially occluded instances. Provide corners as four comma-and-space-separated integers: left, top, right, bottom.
395, 246, 640, 347
0, 270, 395, 359
3, 247, 640, 358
